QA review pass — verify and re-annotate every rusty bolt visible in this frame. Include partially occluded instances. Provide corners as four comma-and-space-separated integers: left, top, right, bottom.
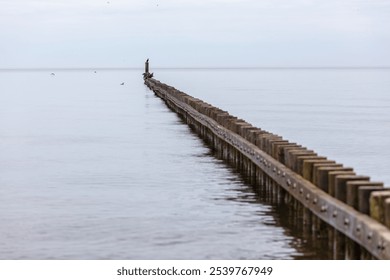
377, 242, 385, 251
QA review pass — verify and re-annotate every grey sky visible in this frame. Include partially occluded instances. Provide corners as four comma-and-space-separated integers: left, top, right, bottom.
1, 0, 389, 68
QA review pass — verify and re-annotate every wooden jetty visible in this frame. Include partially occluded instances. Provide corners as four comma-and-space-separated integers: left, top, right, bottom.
143, 62, 390, 259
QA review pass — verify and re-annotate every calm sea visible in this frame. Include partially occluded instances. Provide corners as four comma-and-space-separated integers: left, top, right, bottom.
0, 68, 389, 259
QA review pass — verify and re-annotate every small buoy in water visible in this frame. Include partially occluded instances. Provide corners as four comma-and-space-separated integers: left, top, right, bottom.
51, 73, 55, 76
94, 71, 97, 73
120, 82, 125, 85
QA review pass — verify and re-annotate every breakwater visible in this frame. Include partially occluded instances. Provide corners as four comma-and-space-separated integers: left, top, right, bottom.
144, 73, 390, 259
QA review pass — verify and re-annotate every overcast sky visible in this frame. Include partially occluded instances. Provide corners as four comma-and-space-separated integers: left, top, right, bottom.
1, 0, 389, 68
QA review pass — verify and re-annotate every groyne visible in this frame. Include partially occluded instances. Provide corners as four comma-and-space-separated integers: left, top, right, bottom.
143, 72, 390, 259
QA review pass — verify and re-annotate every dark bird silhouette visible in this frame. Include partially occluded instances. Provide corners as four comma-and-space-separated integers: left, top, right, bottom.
120, 82, 125, 85
51, 73, 55, 76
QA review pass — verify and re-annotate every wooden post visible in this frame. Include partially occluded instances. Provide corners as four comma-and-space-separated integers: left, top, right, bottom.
358, 186, 385, 215
270, 140, 290, 159
370, 190, 390, 223
311, 163, 342, 185
384, 198, 390, 229
328, 171, 356, 197
301, 159, 336, 182
296, 156, 326, 176
285, 149, 315, 171
274, 143, 301, 163
145, 58, 149, 74
346, 181, 384, 210
315, 166, 353, 193
334, 175, 370, 202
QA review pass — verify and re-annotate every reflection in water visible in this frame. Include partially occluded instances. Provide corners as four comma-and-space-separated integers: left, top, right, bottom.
194, 142, 332, 260
170, 105, 332, 259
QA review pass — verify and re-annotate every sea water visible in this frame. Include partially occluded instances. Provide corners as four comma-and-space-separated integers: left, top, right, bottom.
0, 68, 389, 259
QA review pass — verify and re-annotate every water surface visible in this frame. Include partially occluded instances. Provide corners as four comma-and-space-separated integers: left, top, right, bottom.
157, 68, 390, 184
1, 68, 388, 259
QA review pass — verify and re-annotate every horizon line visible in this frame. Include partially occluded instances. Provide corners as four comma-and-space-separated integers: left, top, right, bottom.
1, 66, 390, 71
